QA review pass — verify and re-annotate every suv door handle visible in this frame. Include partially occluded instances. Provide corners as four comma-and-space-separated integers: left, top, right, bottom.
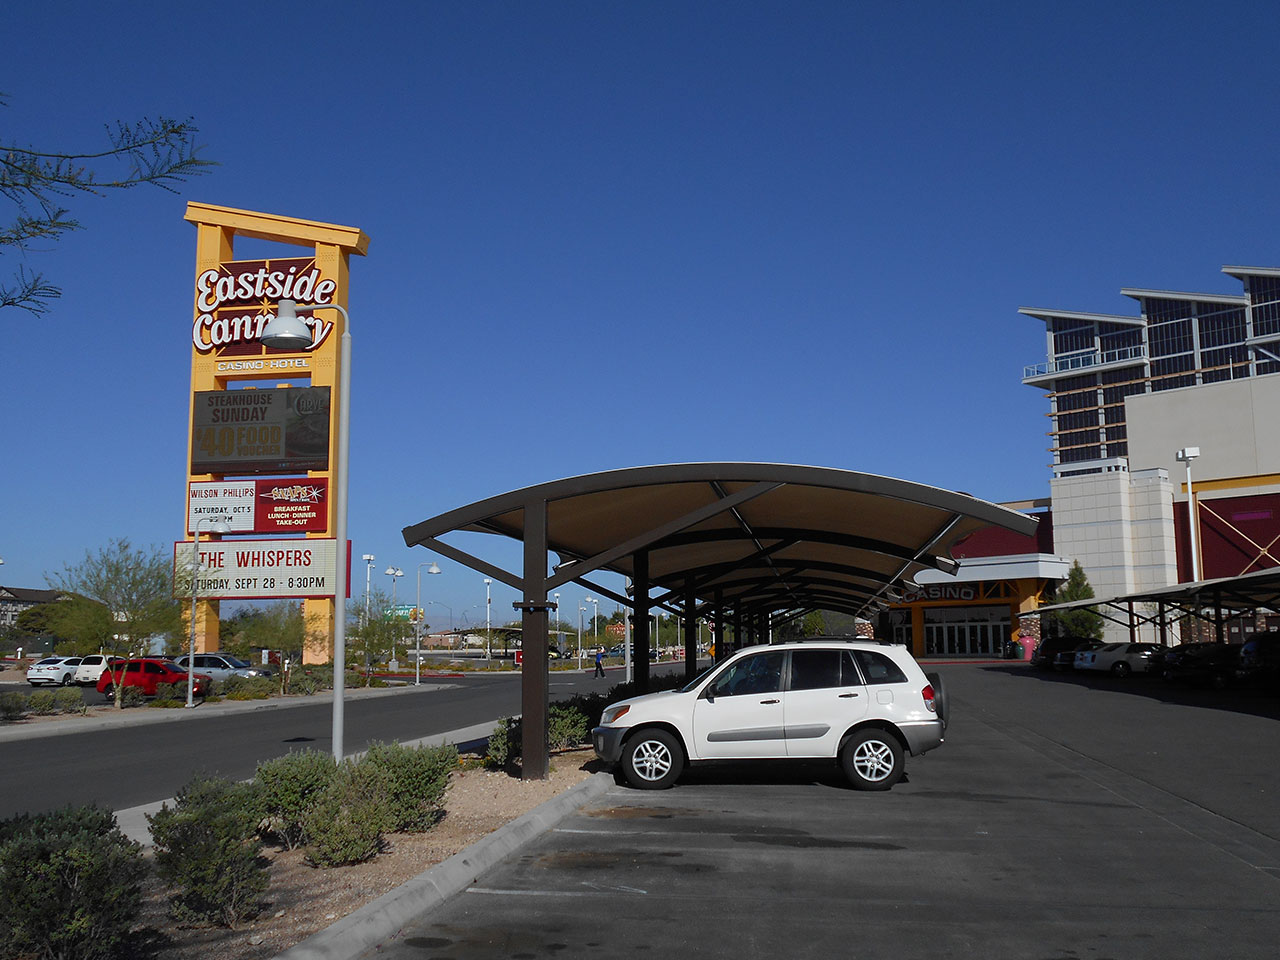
838, 692, 858, 698
760, 698, 780, 704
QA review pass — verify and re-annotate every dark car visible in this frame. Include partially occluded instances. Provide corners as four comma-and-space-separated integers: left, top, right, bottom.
1164, 643, 1242, 689
1031, 636, 1094, 670
1237, 631, 1280, 688
1052, 639, 1105, 671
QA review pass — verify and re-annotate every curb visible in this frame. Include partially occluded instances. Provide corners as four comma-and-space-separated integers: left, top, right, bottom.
274, 772, 615, 960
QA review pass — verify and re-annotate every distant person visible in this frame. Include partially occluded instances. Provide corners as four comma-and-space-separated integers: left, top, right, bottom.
594, 647, 606, 678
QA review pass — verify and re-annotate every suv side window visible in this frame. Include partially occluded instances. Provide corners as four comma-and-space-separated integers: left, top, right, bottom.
714, 651, 785, 697
789, 649, 844, 691
852, 650, 908, 684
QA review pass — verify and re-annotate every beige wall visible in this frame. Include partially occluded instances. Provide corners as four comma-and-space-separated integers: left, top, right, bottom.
1126, 375, 1280, 495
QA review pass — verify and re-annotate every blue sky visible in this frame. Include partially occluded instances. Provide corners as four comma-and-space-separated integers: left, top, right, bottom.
3, 1, 1279, 625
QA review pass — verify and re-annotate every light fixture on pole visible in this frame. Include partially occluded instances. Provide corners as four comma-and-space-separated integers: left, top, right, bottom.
578, 605, 586, 660
553, 592, 561, 657
261, 298, 352, 761
385, 566, 403, 661
484, 578, 492, 660
362, 555, 376, 627
584, 596, 599, 651
415, 561, 442, 686
187, 514, 231, 708
1176, 446, 1202, 582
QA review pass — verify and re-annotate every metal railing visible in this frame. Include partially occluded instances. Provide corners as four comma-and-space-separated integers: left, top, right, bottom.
1023, 345, 1147, 380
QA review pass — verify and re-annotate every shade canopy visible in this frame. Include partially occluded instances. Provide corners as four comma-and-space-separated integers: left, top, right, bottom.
403, 463, 1039, 621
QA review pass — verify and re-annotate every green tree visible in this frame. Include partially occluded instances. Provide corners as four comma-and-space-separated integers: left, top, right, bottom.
1044, 560, 1105, 640
219, 602, 319, 661
802, 611, 827, 637
2, 99, 213, 314
347, 586, 401, 683
47, 539, 183, 707
43, 593, 114, 657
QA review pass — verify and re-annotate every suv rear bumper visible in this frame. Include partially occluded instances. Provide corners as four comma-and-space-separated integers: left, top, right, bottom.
897, 719, 944, 756
592, 725, 627, 763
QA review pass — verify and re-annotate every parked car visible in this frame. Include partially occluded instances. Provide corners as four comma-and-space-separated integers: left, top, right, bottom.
1163, 643, 1242, 688
26, 656, 83, 686
73, 654, 121, 686
1075, 642, 1162, 676
1031, 636, 1091, 670
1053, 639, 1105, 671
592, 638, 946, 791
96, 658, 211, 699
1237, 631, 1280, 688
170, 653, 267, 684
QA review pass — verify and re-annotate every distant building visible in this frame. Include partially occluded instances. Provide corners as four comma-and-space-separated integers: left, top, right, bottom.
0, 586, 63, 630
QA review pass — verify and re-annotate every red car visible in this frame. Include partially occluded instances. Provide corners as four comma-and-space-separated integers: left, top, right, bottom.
96, 658, 212, 699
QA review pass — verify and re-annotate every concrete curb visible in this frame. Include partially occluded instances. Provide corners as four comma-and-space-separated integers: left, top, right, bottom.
273, 772, 615, 960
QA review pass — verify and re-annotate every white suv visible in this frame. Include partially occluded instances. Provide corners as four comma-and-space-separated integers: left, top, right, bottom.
593, 639, 947, 791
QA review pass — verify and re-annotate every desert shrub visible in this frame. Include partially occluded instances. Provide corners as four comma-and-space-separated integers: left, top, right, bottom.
484, 716, 520, 768
302, 761, 394, 867
53, 687, 86, 715
547, 703, 590, 750
119, 686, 146, 709
222, 676, 274, 700
0, 805, 146, 960
290, 671, 324, 696
362, 742, 457, 832
485, 704, 591, 769
559, 691, 609, 729
253, 750, 336, 849
27, 689, 57, 716
147, 776, 267, 928
0, 691, 28, 722
149, 682, 184, 708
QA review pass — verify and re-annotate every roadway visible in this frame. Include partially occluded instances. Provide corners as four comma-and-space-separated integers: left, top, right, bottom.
0, 665, 688, 819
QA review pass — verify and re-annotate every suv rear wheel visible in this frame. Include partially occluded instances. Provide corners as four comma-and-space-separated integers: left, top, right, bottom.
840, 729, 904, 791
621, 729, 684, 790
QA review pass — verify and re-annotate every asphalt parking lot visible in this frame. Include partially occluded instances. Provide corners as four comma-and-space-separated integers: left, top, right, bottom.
373, 662, 1280, 960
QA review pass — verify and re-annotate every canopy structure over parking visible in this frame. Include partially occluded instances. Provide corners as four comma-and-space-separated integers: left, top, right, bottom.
402, 463, 1038, 778
1035, 566, 1280, 645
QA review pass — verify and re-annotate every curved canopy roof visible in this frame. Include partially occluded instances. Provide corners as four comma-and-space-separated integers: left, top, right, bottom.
403, 463, 1038, 620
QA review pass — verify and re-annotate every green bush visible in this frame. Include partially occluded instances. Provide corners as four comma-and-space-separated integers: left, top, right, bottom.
0, 691, 28, 722
221, 676, 274, 700
120, 686, 146, 709
54, 687, 86, 715
0, 805, 146, 960
547, 703, 590, 750
484, 716, 520, 768
362, 742, 457, 832
484, 703, 592, 768
149, 682, 184, 708
147, 776, 268, 928
27, 689, 57, 716
302, 760, 394, 867
253, 750, 336, 849
290, 671, 324, 696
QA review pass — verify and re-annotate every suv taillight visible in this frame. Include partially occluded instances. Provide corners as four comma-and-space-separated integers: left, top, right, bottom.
922, 683, 936, 713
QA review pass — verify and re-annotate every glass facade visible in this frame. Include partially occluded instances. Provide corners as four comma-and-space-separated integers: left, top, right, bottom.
1028, 267, 1280, 472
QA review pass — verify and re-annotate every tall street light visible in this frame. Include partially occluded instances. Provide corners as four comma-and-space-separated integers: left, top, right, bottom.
415, 560, 441, 685
484, 577, 492, 660
1176, 446, 1202, 582
261, 298, 351, 761
362, 554, 376, 627
188, 514, 231, 708
385, 566, 404, 662
584, 596, 599, 653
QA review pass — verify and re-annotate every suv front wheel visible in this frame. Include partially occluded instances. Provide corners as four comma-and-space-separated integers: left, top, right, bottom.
621, 728, 684, 790
840, 729, 904, 791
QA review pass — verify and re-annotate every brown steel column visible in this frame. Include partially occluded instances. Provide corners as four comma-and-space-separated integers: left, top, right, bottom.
633, 550, 651, 691
1128, 601, 1137, 643
519, 498, 550, 780
683, 580, 698, 683
1158, 602, 1168, 646
713, 592, 726, 663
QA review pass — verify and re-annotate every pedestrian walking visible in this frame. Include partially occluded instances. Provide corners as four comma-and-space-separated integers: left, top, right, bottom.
594, 646, 606, 678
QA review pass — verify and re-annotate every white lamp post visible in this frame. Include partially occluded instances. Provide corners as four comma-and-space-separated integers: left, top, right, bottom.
578, 605, 586, 662
188, 514, 231, 708
415, 561, 441, 685
362, 554, 376, 626
1176, 446, 1202, 582
553, 592, 561, 656
585, 596, 599, 653
385, 566, 403, 663
484, 577, 492, 660
261, 298, 351, 761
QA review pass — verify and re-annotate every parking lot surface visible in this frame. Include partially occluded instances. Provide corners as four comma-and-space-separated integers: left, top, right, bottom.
371, 662, 1280, 960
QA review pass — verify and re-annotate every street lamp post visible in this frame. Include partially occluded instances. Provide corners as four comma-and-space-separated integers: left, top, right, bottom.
1177, 447, 1202, 582
578, 605, 586, 662
553, 592, 561, 657
188, 514, 231, 708
415, 561, 441, 686
385, 566, 403, 661
484, 578, 492, 660
584, 596, 599, 657
261, 298, 352, 761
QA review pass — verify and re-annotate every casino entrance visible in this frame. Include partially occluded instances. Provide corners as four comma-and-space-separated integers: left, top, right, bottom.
921, 605, 1010, 657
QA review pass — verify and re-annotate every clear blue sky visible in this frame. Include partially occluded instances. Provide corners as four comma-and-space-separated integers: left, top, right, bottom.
4, 2, 1279, 625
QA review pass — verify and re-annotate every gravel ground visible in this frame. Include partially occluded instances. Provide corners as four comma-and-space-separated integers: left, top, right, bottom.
136, 747, 604, 960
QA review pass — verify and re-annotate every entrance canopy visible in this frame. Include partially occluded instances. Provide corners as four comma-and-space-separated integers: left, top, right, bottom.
403, 463, 1038, 622
402, 463, 1038, 778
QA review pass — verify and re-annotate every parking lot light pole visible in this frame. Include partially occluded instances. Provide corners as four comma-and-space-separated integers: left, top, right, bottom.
188, 514, 231, 708
261, 298, 351, 761
585, 596, 599, 656
416, 561, 441, 685
1176, 447, 1202, 582
385, 566, 403, 660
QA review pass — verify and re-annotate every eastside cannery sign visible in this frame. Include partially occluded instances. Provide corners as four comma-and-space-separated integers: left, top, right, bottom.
188, 479, 328, 534
192, 257, 336, 354
173, 538, 348, 600
190, 386, 330, 474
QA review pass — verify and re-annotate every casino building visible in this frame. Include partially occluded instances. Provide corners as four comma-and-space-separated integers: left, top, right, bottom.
887, 264, 1280, 655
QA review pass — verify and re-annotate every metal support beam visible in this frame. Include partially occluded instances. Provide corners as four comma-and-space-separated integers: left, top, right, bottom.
633, 550, 651, 692
683, 579, 698, 683
519, 499, 550, 780
713, 590, 725, 663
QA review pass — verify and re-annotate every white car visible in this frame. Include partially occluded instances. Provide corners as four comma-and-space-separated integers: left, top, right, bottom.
73, 654, 121, 686
593, 639, 947, 790
26, 656, 83, 686
1075, 642, 1161, 677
